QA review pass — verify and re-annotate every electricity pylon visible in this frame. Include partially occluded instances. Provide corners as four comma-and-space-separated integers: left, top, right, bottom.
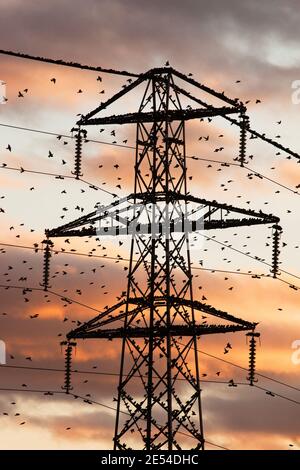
45, 67, 280, 450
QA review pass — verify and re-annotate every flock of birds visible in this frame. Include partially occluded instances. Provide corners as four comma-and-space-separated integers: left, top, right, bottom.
0, 68, 298, 449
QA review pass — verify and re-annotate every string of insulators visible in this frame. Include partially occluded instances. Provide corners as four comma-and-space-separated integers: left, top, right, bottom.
271, 224, 282, 278
246, 331, 260, 385
61, 340, 77, 394
41, 239, 53, 291
238, 113, 249, 167
71, 127, 87, 179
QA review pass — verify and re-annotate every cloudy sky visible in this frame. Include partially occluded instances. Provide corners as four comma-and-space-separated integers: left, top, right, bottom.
0, 0, 299, 450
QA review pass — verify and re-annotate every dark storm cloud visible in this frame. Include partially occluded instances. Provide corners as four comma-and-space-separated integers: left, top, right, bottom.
1, 0, 300, 76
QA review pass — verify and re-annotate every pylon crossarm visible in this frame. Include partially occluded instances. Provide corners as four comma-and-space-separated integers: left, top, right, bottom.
181, 193, 280, 222
68, 305, 149, 338
68, 323, 253, 339
79, 106, 240, 126
171, 79, 300, 161
46, 195, 135, 237
204, 217, 277, 230
66, 299, 149, 338
169, 296, 255, 328
47, 208, 279, 239
79, 73, 148, 124
68, 295, 255, 331
171, 68, 243, 108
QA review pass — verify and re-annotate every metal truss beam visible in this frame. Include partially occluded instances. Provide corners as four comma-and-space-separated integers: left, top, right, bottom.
80, 106, 240, 126
68, 323, 253, 340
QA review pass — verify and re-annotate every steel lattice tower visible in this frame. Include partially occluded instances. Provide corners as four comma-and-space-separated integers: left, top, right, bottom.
46, 67, 280, 450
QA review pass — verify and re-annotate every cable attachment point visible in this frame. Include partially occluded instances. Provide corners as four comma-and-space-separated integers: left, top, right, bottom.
71, 127, 87, 179
61, 340, 77, 394
271, 224, 282, 278
238, 113, 250, 167
246, 331, 260, 386
40, 238, 53, 291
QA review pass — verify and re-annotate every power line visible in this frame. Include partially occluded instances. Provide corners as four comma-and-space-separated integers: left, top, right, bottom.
0, 165, 75, 180
204, 440, 229, 450
1, 122, 299, 199
253, 384, 300, 405
4, 241, 297, 287
0, 275, 298, 396
0, 387, 63, 394
0, 283, 105, 314
194, 347, 300, 393
2, 49, 299, 162
2, 383, 297, 445
0, 385, 229, 449
0, 337, 299, 394
191, 156, 300, 196
0, 241, 270, 276
199, 233, 300, 283
0, 363, 247, 385
6, 233, 299, 286
0, 122, 135, 150
0, 164, 119, 198
1, 369, 299, 409
0, 239, 289, 281
0, 49, 139, 78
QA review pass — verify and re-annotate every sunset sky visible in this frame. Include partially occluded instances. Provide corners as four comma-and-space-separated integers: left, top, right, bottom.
0, 0, 299, 450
